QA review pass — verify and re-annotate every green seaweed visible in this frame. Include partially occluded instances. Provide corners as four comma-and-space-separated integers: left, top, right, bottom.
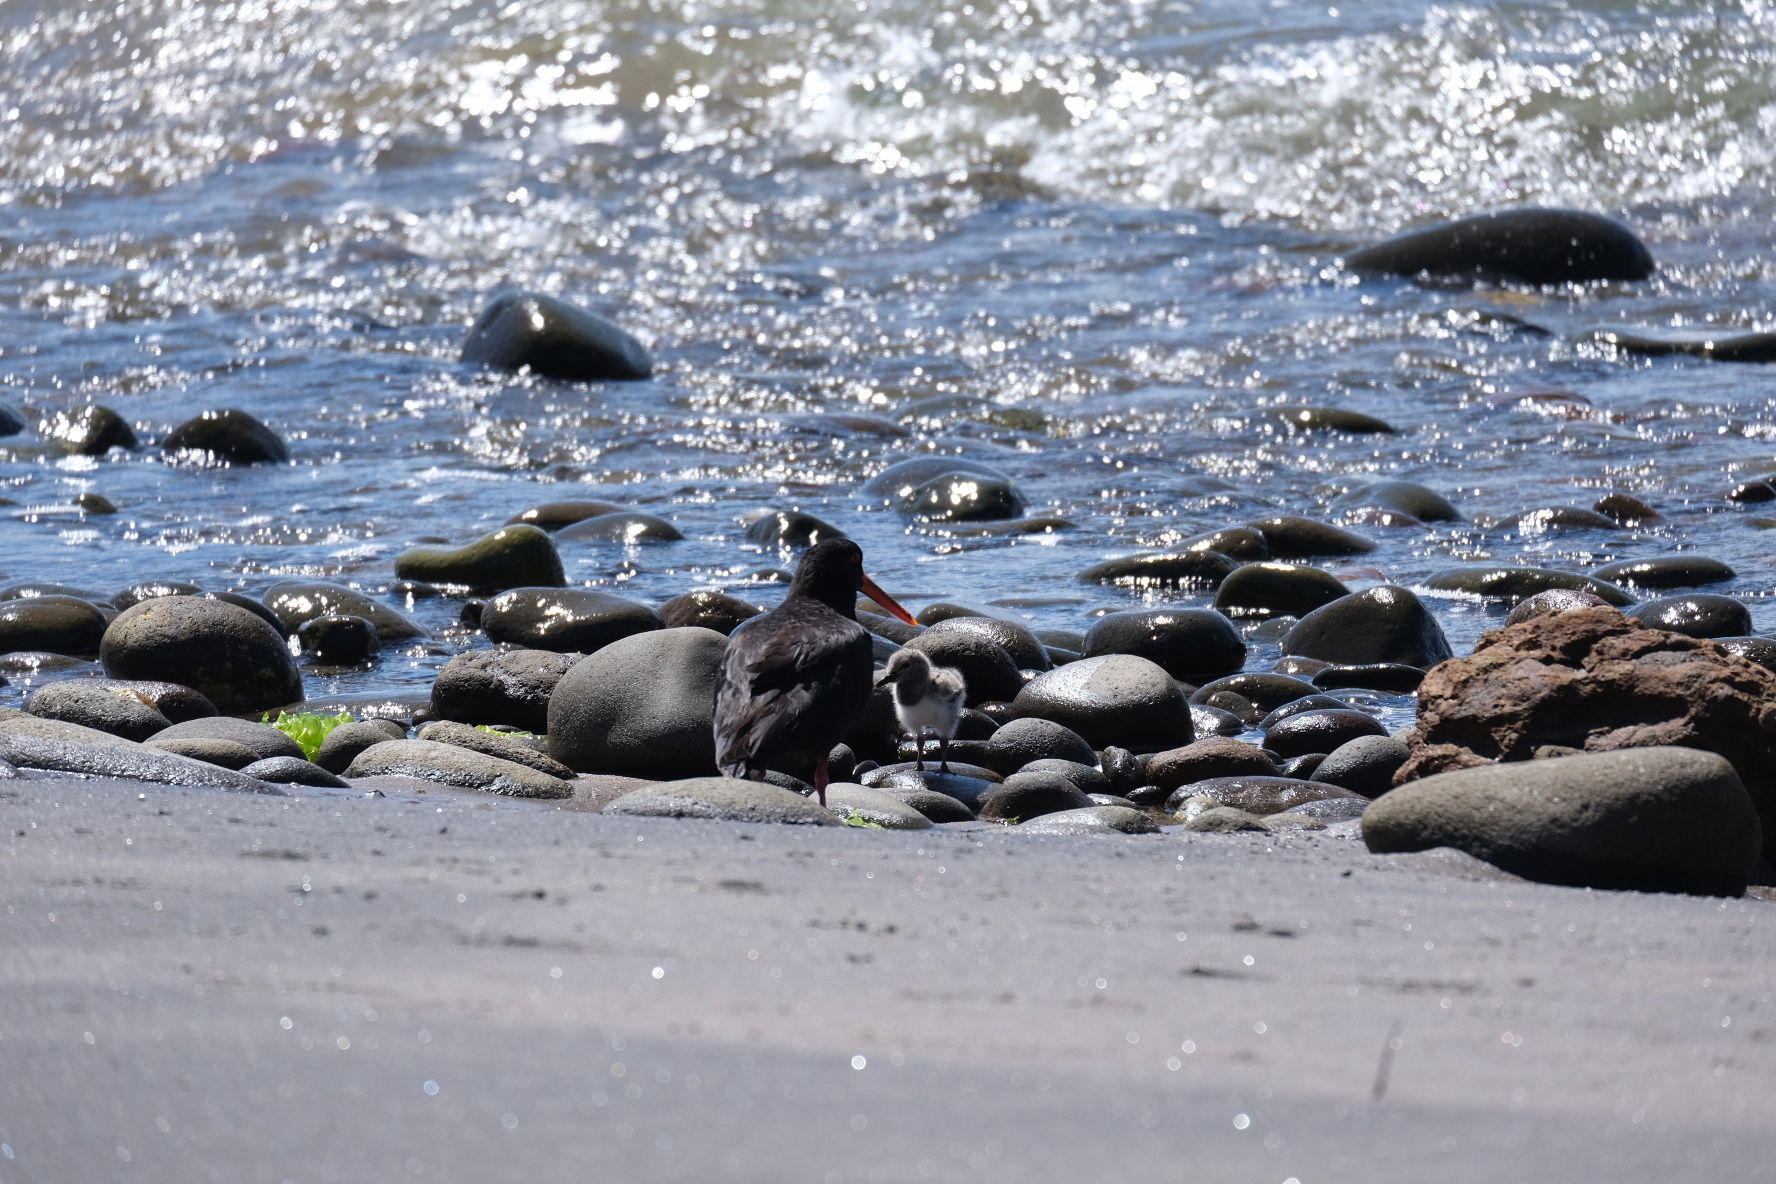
843, 808, 885, 829
262, 710, 356, 760
474, 724, 542, 740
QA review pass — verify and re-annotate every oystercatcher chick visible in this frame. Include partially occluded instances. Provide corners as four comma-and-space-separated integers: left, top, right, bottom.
882, 648, 966, 774
713, 539, 915, 806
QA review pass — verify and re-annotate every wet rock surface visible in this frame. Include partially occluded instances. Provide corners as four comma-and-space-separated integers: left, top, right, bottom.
602, 777, 843, 825
394, 526, 566, 591
430, 649, 582, 734
461, 291, 653, 382
100, 596, 302, 715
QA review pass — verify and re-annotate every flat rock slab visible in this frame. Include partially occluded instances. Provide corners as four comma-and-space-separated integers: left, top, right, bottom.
0, 732, 283, 794
1364, 746, 1762, 896
823, 783, 933, 830
603, 777, 843, 826
1016, 805, 1159, 836
345, 739, 573, 799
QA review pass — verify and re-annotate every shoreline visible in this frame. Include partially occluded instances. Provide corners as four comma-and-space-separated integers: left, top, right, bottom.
1, 774, 1771, 1182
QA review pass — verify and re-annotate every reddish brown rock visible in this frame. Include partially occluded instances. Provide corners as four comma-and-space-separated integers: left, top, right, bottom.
1397, 606, 1776, 853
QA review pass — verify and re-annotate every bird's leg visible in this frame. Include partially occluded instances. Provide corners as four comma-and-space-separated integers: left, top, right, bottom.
913, 731, 925, 771
814, 756, 829, 809
939, 735, 951, 775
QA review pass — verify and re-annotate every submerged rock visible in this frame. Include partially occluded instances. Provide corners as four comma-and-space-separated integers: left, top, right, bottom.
41, 405, 137, 455
394, 525, 565, 591
481, 587, 660, 653
1346, 208, 1654, 285
461, 291, 653, 381
555, 511, 684, 543
1588, 325, 1776, 363
0, 596, 108, 657
1280, 586, 1453, 668
1212, 562, 1347, 621
162, 409, 287, 464
1079, 549, 1240, 590
264, 581, 427, 640
1421, 565, 1632, 606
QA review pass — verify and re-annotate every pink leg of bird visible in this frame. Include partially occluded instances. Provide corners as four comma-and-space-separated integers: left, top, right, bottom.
815, 756, 829, 808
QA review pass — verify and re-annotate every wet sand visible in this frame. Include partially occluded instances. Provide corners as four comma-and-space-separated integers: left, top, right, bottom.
1, 775, 1771, 1183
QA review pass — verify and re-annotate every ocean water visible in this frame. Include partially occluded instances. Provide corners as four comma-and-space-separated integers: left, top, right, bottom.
3, 0, 1776, 713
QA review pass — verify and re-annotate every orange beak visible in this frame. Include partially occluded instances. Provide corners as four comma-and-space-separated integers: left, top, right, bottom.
859, 572, 916, 625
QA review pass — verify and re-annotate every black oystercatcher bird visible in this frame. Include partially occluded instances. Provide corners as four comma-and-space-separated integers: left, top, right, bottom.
714, 539, 916, 806
882, 648, 966, 773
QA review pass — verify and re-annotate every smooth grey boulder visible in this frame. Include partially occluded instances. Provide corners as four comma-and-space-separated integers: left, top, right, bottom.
100, 596, 302, 714
430, 648, 583, 734
547, 627, 727, 778
41, 404, 136, 454
1362, 747, 1761, 896
1281, 586, 1453, 669
461, 291, 653, 381
823, 783, 933, 830
1006, 654, 1192, 751
315, 721, 410, 775
977, 771, 1095, 822
151, 717, 304, 762
1314, 734, 1411, 799
24, 681, 172, 742
145, 736, 263, 770
1147, 737, 1279, 791
602, 777, 842, 825
1016, 805, 1159, 836
417, 720, 575, 780
241, 756, 350, 788
1184, 806, 1269, 833
865, 782, 975, 822
345, 738, 572, 799
1345, 208, 1654, 285
0, 731, 283, 793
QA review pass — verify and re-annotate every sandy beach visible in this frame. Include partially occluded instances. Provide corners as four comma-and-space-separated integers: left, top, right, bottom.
1, 774, 1771, 1183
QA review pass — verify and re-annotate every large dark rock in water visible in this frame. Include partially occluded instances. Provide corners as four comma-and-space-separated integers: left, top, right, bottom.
1281, 586, 1453, 669
162, 408, 288, 464
1346, 208, 1654, 286
1082, 608, 1245, 684
99, 596, 302, 714
461, 291, 653, 381
431, 649, 583, 734
394, 525, 565, 591
1397, 606, 1776, 856
547, 627, 726, 778
1364, 747, 1762, 897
